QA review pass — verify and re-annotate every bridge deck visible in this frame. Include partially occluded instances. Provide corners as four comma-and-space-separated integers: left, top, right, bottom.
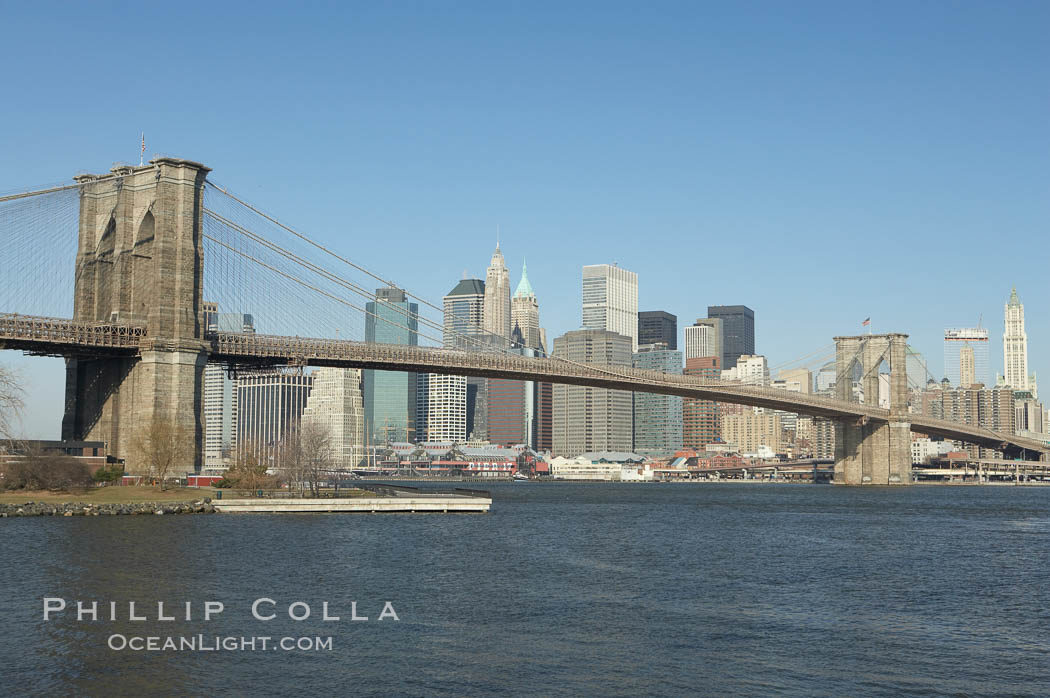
1, 313, 1046, 456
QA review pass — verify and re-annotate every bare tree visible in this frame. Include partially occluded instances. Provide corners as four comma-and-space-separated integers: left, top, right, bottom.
0, 364, 25, 443
226, 439, 279, 493
279, 421, 332, 496
130, 418, 193, 490
300, 421, 333, 496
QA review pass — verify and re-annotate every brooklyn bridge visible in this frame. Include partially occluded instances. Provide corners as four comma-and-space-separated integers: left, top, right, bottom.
1, 158, 1045, 484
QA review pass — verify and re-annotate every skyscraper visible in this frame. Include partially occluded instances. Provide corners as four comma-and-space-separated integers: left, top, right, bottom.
552, 329, 633, 457
706, 305, 754, 370
444, 279, 486, 349
202, 305, 254, 467
944, 327, 989, 388
433, 279, 486, 441
203, 366, 238, 467
488, 372, 527, 447
426, 375, 467, 442
301, 368, 366, 467
1003, 287, 1030, 391
511, 261, 544, 352
582, 264, 639, 351
483, 243, 511, 343
237, 371, 313, 455
638, 311, 677, 350
364, 287, 419, 444
684, 318, 722, 361
487, 337, 544, 448
632, 343, 683, 455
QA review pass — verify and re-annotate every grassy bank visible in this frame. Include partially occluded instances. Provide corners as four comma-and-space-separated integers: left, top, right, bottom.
0, 486, 215, 505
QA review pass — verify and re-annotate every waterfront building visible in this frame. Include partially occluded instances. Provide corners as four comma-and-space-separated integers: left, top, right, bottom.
632, 343, 684, 456
1014, 391, 1045, 437
582, 264, 639, 351
364, 287, 419, 444
426, 374, 467, 442
483, 244, 511, 343
721, 410, 784, 455
511, 260, 544, 352
944, 327, 989, 388
684, 318, 722, 361
301, 367, 366, 467
638, 311, 677, 351
683, 357, 720, 448
910, 437, 956, 464
706, 305, 755, 370
915, 383, 1016, 458
548, 452, 651, 481
552, 329, 633, 457
236, 371, 313, 455
795, 416, 835, 459
1003, 287, 1034, 393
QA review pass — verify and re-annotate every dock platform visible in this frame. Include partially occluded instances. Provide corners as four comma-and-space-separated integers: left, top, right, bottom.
212, 489, 491, 514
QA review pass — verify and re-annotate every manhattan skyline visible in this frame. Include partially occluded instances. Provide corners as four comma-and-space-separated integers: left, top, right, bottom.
1, 1, 1046, 437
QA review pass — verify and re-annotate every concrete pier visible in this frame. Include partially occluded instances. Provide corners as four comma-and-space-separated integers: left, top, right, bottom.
212, 495, 491, 513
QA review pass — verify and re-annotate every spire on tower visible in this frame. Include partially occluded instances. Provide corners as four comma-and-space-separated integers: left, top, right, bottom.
514, 259, 535, 298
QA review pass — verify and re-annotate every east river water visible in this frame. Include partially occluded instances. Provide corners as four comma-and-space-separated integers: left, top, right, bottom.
2, 482, 1049, 696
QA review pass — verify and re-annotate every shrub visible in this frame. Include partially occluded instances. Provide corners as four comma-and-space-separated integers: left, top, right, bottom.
92, 465, 123, 483
1, 455, 92, 491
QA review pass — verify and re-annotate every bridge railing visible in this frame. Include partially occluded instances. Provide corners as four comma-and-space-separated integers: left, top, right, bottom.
0, 313, 146, 349
208, 331, 891, 420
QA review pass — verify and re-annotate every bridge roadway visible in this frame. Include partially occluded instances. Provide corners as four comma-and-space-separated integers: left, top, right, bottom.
2, 313, 1047, 457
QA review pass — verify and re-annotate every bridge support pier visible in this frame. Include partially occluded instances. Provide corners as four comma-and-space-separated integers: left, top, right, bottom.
832, 333, 912, 485
61, 159, 210, 474
834, 419, 911, 485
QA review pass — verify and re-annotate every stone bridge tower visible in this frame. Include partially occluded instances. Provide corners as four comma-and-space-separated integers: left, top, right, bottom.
833, 333, 911, 485
61, 158, 210, 472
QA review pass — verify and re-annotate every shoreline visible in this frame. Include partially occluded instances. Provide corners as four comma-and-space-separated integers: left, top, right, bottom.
0, 499, 218, 517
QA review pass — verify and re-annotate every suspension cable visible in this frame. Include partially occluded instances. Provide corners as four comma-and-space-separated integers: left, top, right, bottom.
203, 208, 489, 352
0, 171, 131, 204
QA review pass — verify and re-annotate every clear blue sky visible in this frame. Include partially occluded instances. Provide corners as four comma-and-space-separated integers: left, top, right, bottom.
1, 1, 1047, 437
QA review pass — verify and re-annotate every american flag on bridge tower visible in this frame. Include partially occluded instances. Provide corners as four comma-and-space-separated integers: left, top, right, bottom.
861, 317, 870, 327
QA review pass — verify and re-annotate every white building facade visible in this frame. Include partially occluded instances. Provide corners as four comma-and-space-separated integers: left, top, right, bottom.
722, 355, 770, 386
511, 261, 544, 352
685, 318, 722, 360
483, 244, 511, 342
426, 374, 467, 442
582, 264, 638, 351
301, 367, 367, 468
1003, 287, 1032, 393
